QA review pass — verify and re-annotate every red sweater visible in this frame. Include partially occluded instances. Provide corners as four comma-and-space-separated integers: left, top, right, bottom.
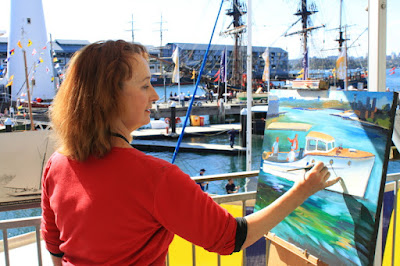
41, 148, 237, 265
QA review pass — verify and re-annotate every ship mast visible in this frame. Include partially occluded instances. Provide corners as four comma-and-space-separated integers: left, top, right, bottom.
225, 0, 247, 88
285, 0, 324, 80
336, 0, 349, 89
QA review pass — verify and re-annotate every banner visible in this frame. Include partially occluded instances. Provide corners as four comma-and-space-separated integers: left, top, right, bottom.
172, 47, 180, 83
220, 48, 227, 83
336, 48, 346, 80
262, 48, 270, 82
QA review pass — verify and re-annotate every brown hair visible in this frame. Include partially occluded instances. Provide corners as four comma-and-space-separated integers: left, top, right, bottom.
50, 40, 148, 161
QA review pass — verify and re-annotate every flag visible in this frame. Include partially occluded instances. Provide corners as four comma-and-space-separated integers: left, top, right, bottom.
389, 67, 396, 75
42, 45, 47, 50
262, 48, 270, 82
27, 39, 32, 47
9, 49, 15, 55
17, 40, 22, 48
54, 63, 60, 68
53, 57, 58, 63
6, 77, 13, 87
296, 68, 304, 79
302, 49, 308, 80
191, 69, 196, 79
46, 67, 50, 73
6, 79, 13, 87
38, 57, 43, 64
214, 69, 220, 82
32, 48, 37, 55
220, 48, 227, 83
172, 47, 180, 83
21, 92, 27, 97
336, 48, 346, 80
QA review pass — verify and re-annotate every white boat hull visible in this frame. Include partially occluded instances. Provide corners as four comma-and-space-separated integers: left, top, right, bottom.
262, 154, 375, 198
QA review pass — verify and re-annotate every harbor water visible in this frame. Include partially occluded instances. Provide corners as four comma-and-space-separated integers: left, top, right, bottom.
1, 71, 400, 240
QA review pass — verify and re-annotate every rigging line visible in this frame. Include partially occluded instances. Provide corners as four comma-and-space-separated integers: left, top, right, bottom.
171, 0, 225, 164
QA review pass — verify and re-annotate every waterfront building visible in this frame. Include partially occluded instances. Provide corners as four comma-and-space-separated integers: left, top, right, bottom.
1, 39, 289, 99
158, 43, 289, 81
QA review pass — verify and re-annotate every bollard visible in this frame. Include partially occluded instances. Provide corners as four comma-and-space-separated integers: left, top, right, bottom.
170, 106, 176, 134
240, 108, 247, 147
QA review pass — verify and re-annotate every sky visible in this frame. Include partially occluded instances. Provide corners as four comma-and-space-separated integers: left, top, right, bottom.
0, 0, 399, 60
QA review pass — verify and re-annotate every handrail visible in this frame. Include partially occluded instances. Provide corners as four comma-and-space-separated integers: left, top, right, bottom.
0, 172, 398, 266
0, 216, 42, 266
192, 170, 259, 183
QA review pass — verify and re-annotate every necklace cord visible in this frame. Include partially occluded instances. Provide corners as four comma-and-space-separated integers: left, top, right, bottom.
111, 133, 130, 145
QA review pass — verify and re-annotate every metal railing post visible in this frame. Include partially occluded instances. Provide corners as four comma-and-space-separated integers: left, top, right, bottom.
392, 180, 398, 266
192, 244, 196, 266
2, 229, 10, 266
35, 225, 43, 266
242, 199, 247, 266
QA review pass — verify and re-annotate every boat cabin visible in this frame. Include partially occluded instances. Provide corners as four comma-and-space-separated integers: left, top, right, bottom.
304, 131, 336, 154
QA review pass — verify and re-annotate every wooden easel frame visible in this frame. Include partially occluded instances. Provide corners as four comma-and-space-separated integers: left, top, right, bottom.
265, 232, 328, 266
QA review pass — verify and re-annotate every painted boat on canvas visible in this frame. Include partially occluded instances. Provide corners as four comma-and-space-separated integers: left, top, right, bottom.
261, 131, 375, 198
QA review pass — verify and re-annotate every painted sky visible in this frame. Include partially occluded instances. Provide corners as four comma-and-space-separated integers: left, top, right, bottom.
0, 0, 399, 59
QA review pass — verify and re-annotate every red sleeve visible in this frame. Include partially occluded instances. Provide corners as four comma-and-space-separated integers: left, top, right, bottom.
153, 165, 237, 255
40, 154, 63, 255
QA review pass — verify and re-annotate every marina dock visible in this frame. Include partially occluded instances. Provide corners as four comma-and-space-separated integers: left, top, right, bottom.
132, 139, 245, 154
132, 123, 244, 154
132, 123, 241, 139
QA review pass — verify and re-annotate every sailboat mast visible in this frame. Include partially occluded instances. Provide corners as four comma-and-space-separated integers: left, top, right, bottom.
301, 0, 308, 80
226, 0, 246, 88
289, 0, 322, 80
299, 0, 310, 80
23, 50, 35, 131
336, 0, 346, 52
158, 13, 167, 102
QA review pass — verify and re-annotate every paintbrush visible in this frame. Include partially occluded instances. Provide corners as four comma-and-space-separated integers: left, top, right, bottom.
286, 164, 315, 172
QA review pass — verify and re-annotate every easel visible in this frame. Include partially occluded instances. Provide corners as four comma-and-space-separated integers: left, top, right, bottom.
265, 233, 328, 266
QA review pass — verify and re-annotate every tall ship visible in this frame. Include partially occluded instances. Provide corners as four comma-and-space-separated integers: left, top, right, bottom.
287, 0, 367, 90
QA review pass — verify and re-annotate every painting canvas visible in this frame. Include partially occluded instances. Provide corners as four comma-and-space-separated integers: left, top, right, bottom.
0, 130, 54, 210
255, 90, 397, 265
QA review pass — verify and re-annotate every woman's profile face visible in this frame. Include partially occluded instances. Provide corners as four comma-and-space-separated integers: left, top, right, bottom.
120, 55, 159, 132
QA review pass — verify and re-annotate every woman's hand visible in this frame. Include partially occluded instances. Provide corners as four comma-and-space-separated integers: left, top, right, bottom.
294, 161, 341, 197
